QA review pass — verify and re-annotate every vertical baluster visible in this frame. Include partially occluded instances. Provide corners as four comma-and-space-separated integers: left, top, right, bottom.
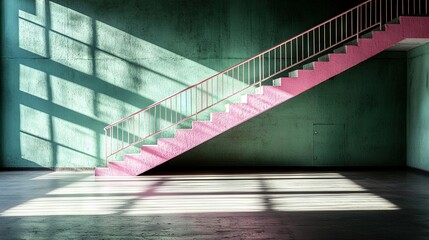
177, 96, 180, 122
419, 0, 421, 14
380, 0, 382, 25
414, 0, 416, 14
268, 51, 271, 77
146, 111, 149, 137
195, 84, 199, 117
408, 0, 410, 15
128, 118, 131, 144
253, 58, 256, 84
170, 98, 173, 124
232, 69, 235, 94
121, 121, 124, 148
138, 112, 141, 141
184, 92, 187, 120
396, 0, 399, 18
163, 101, 166, 130
370, 2, 372, 27
386, 0, 389, 22
363, 3, 365, 30
242, 64, 245, 85
237, 67, 239, 88
153, 105, 157, 133
225, 71, 228, 96
259, 56, 262, 86
279, 45, 283, 71
157, 105, 160, 134
301, 36, 304, 60
127, 118, 130, 145
425, 0, 429, 15
105, 128, 108, 164
329, 21, 332, 47
357, 7, 360, 39
364, 2, 372, 29
306, 32, 309, 58
132, 115, 135, 143
116, 123, 119, 152
248, 61, 250, 85
108, 127, 111, 161
189, 88, 193, 119
274, 49, 277, 74
199, 83, 202, 113
346, 11, 349, 37
205, 81, 208, 109
285, 43, 288, 68
211, 78, 214, 106
334, 18, 337, 44
295, 38, 298, 63
221, 72, 224, 99
313, 29, 315, 56
316, 27, 319, 52
324, 24, 326, 50
388, 1, 391, 21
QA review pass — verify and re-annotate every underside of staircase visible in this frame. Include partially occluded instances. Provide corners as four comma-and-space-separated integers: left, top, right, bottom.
95, 16, 429, 176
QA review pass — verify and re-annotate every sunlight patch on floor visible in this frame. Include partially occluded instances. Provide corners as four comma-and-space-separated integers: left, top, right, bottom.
0, 172, 399, 217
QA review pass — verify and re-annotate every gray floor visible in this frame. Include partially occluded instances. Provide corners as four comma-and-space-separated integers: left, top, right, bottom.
0, 169, 428, 240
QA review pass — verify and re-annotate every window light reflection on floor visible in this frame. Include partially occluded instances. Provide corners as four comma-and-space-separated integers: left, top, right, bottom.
0, 172, 399, 217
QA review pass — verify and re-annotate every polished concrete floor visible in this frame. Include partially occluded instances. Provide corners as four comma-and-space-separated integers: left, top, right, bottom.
0, 169, 428, 239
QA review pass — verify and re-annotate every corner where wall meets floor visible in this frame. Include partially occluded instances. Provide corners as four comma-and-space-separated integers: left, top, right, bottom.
407, 43, 429, 172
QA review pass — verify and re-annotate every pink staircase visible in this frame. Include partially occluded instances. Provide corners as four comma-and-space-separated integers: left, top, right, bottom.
96, 16, 429, 176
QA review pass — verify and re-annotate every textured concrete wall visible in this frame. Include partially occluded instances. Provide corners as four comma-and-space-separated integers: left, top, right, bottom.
0, 0, 4, 165
164, 52, 407, 168
2, 0, 406, 168
407, 43, 429, 171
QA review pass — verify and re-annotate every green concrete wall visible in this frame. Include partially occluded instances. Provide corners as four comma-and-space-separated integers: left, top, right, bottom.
1, 0, 406, 169
165, 52, 407, 168
407, 43, 429, 171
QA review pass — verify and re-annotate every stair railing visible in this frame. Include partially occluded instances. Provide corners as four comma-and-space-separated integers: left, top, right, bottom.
103, 0, 428, 164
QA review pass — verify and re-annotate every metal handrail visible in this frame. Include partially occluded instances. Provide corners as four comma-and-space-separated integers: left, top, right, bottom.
103, 0, 428, 164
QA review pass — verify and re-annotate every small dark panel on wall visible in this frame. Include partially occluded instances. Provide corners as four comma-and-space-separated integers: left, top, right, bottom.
313, 123, 345, 166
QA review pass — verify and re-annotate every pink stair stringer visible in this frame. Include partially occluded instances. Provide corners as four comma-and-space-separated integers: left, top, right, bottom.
95, 17, 429, 176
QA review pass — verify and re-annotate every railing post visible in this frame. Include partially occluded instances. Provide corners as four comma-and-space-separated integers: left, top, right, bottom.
104, 128, 107, 167
259, 55, 262, 88
380, 0, 383, 27
357, 7, 360, 42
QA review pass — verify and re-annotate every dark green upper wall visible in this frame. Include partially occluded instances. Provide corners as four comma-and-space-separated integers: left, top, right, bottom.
2, 0, 406, 168
49, 0, 363, 70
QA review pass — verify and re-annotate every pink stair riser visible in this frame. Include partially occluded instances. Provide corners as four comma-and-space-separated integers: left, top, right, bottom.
95, 17, 429, 176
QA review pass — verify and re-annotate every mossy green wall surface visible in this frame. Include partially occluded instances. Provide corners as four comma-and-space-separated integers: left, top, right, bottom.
407, 43, 429, 171
1, 0, 406, 168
